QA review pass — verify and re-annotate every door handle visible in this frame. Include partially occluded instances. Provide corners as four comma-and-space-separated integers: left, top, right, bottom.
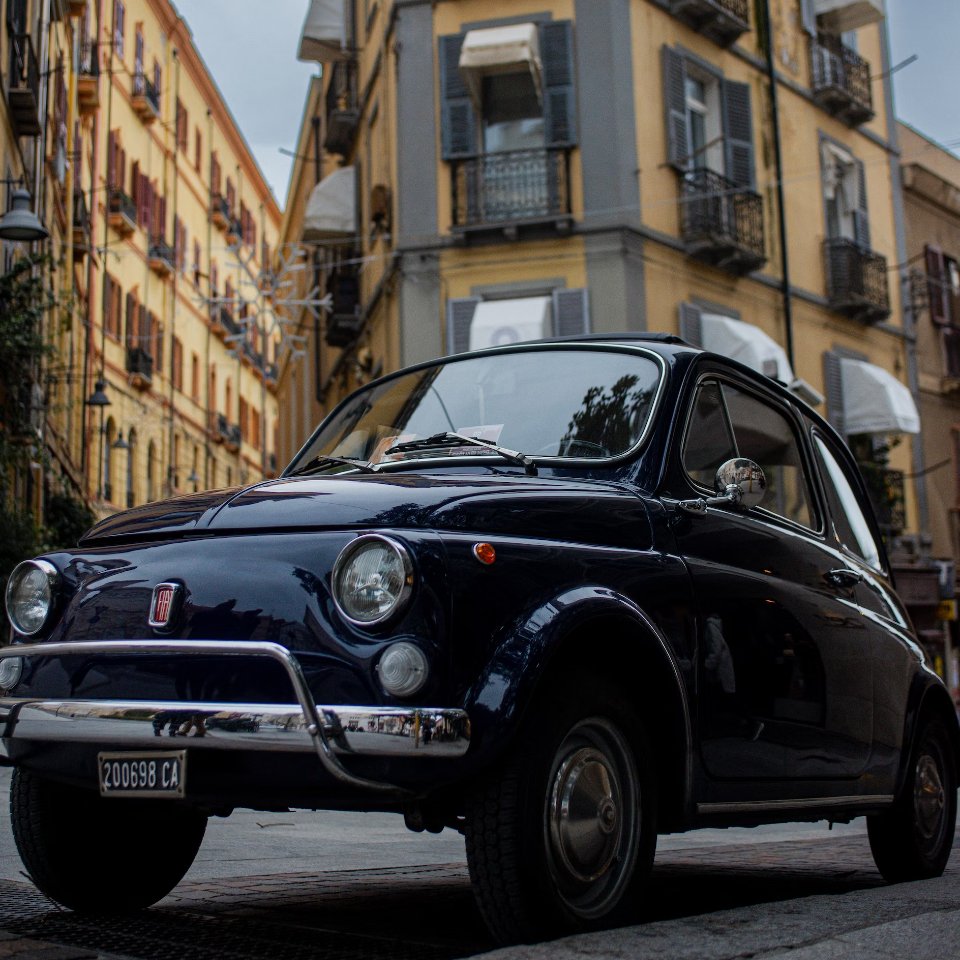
824, 568, 863, 589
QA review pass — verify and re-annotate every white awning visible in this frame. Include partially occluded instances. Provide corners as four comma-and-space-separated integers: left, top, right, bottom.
298, 0, 349, 63
302, 165, 355, 241
840, 358, 920, 435
458, 23, 542, 106
700, 314, 794, 383
469, 296, 551, 351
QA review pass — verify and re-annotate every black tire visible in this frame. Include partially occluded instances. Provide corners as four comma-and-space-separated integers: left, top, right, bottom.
867, 719, 957, 883
11, 767, 207, 911
464, 681, 656, 944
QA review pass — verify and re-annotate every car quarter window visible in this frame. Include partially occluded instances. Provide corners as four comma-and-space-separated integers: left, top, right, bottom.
683, 378, 815, 530
812, 432, 882, 570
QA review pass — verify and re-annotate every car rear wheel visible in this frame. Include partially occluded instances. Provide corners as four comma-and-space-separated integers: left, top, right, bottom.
867, 719, 957, 883
11, 767, 207, 911
464, 682, 656, 944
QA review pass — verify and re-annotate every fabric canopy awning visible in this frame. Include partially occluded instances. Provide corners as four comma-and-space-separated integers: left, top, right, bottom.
298, 0, 349, 63
840, 358, 920, 435
700, 314, 794, 383
302, 166, 355, 242
468, 296, 551, 351
458, 23, 542, 106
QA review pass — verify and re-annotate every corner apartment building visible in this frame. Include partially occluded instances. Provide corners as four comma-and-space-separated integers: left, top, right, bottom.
73, 0, 281, 517
280, 1, 933, 616
900, 122, 960, 694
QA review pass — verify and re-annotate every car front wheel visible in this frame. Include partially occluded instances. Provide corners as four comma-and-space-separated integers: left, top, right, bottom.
11, 767, 207, 911
464, 682, 656, 944
867, 719, 957, 883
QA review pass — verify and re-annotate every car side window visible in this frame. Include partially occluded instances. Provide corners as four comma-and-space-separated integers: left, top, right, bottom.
812, 433, 882, 570
683, 378, 814, 530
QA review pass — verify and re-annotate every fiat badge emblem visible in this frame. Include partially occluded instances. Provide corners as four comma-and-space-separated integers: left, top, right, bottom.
149, 582, 182, 630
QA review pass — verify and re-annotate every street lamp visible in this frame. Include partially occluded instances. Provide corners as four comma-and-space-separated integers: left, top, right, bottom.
85, 379, 111, 407
0, 188, 49, 243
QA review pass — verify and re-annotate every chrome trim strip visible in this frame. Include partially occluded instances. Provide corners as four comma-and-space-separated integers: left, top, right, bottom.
697, 795, 895, 816
0, 699, 470, 759
0, 640, 470, 796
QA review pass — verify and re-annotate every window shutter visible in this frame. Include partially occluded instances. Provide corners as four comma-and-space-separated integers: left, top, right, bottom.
125, 291, 137, 347
103, 275, 113, 332
852, 158, 870, 250
540, 21, 577, 147
823, 351, 845, 436
139, 306, 149, 352
662, 46, 689, 172
107, 131, 116, 186
722, 80, 755, 190
926, 244, 948, 325
679, 302, 703, 346
446, 297, 480, 354
552, 288, 590, 337
800, 0, 817, 34
439, 34, 476, 159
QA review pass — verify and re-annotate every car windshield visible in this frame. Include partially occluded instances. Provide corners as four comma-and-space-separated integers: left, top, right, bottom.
288, 348, 662, 471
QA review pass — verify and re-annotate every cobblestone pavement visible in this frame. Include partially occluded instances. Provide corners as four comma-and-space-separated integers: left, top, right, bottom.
0, 824, 943, 960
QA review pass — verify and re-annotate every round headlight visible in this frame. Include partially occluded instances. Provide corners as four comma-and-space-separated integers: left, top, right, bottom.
0, 658, 23, 690
332, 535, 414, 627
5, 560, 59, 637
376, 642, 429, 698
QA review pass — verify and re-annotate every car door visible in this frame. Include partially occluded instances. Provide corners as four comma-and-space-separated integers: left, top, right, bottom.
662, 372, 874, 791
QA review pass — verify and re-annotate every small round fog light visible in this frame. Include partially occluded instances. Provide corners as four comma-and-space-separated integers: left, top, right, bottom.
0, 658, 23, 690
376, 642, 429, 698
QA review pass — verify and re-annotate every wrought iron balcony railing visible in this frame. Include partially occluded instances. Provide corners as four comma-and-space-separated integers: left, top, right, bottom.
451, 147, 572, 234
679, 168, 766, 274
824, 238, 890, 322
859, 464, 906, 538
210, 193, 230, 230
77, 40, 100, 113
126, 347, 154, 387
324, 60, 359, 157
72, 189, 90, 260
667, 0, 750, 47
132, 72, 160, 120
148, 237, 175, 276
811, 33, 874, 126
7, 33, 41, 137
108, 187, 136, 235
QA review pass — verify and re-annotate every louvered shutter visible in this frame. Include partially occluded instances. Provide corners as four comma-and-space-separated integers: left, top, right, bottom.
722, 80, 755, 190
103, 275, 114, 332
679, 302, 703, 346
852, 158, 870, 250
439, 34, 477, 159
799, 0, 817, 34
823, 352, 845, 436
540, 21, 577, 147
107, 132, 116, 187
926, 244, 948, 325
662, 47, 689, 172
446, 297, 480, 354
552, 288, 590, 337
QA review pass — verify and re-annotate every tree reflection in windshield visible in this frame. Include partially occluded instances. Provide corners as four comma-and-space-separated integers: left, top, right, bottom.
560, 375, 655, 458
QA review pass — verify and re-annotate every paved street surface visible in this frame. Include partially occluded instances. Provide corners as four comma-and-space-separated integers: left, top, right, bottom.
0, 767, 956, 959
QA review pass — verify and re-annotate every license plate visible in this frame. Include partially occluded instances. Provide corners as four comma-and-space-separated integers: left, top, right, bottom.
98, 751, 186, 798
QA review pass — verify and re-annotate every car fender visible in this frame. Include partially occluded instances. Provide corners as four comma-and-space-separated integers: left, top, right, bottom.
463, 584, 692, 804
895, 670, 960, 798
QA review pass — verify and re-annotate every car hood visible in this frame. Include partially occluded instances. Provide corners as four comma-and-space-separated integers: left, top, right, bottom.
80, 472, 652, 549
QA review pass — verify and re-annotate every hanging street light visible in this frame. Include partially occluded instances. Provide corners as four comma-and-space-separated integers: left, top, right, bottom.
0, 189, 50, 243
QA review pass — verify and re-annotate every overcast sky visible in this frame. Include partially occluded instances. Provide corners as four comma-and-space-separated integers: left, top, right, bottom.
171, 0, 959, 208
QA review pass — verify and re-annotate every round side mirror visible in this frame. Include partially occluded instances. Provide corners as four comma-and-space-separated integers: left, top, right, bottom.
715, 458, 766, 511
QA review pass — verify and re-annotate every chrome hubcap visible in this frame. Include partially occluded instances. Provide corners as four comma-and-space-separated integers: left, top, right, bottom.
914, 753, 946, 841
545, 718, 640, 920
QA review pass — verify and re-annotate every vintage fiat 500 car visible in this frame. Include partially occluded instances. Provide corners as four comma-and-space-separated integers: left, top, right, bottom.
2, 335, 957, 944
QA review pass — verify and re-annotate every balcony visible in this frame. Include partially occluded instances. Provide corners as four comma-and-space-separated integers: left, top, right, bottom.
679, 168, 766, 274
226, 217, 242, 245
210, 193, 230, 230
667, 0, 750, 48
77, 41, 100, 115
451, 148, 573, 238
131, 73, 160, 124
325, 265, 362, 348
824, 238, 890, 322
126, 347, 153, 390
72, 189, 90, 262
811, 34, 874, 126
324, 61, 359, 158
210, 412, 227, 444
210, 304, 239, 340
108, 187, 136, 236
860, 464, 906, 539
224, 421, 242, 452
148, 237, 175, 277
7, 34, 41, 137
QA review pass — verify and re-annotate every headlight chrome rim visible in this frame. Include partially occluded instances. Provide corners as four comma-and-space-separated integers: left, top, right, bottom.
5, 559, 59, 637
332, 534, 414, 628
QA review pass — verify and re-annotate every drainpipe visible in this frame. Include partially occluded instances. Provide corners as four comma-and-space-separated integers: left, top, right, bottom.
761, 0, 794, 371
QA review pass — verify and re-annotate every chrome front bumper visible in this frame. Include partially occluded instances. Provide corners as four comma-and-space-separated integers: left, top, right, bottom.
0, 640, 471, 798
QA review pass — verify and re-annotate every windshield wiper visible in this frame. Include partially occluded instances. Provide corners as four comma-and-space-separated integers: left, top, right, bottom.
385, 432, 538, 476
287, 455, 377, 477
